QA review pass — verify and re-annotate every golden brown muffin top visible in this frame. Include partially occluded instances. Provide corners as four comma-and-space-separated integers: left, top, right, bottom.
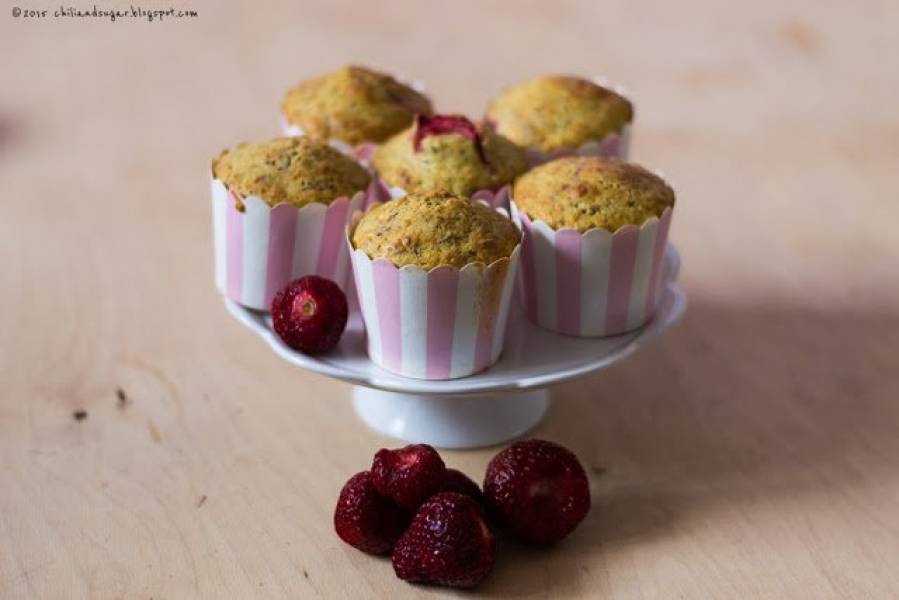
212, 137, 371, 209
486, 75, 633, 153
372, 114, 529, 197
352, 191, 521, 270
513, 157, 674, 232
281, 65, 433, 146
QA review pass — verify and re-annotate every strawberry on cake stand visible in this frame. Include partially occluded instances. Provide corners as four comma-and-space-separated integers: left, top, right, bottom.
223, 246, 684, 449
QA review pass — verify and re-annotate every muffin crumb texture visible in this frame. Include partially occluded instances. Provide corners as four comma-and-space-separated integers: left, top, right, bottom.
487, 75, 633, 152
212, 137, 371, 209
513, 157, 674, 232
282, 65, 433, 145
373, 117, 529, 197
353, 191, 521, 270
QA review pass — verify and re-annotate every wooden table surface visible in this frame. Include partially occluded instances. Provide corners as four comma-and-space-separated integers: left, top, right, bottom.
3, 1, 898, 597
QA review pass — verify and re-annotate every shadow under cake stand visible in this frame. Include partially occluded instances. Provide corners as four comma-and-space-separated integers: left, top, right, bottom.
224, 245, 686, 449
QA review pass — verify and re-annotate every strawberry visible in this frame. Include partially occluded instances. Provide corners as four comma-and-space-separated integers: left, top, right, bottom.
483, 439, 590, 545
392, 492, 496, 588
412, 114, 487, 163
436, 468, 483, 503
371, 444, 446, 511
271, 276, 348, 354
333, 471, 409, 555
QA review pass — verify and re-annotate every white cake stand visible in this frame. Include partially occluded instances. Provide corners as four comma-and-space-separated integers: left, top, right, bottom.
224, 245, 686, 449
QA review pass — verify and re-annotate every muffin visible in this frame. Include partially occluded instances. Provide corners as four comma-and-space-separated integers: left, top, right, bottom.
372, 114, 529, 202
486, 75, 633, 163
349, 191, 521, 379
353, 191, 520, 270
511, 157, 675, 338
281, 65, 433, 148
211, 137, 376, 310
213, 136, 371, 209
512, 157, 673, 233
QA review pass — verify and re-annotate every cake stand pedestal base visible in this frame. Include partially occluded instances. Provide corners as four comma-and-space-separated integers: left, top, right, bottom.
352, 386, 550, 449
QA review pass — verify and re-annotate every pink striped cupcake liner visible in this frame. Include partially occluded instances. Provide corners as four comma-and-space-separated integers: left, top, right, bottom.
211, 177, 386, 311
348, 216, 521, 380
511, 202, 673, 337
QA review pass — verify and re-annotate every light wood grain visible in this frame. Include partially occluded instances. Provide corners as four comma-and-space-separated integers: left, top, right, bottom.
2, 0, 898, 598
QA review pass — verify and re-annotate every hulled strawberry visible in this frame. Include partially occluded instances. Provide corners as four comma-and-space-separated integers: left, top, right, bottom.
371, 444, 447, 511
271, 276, 348, 354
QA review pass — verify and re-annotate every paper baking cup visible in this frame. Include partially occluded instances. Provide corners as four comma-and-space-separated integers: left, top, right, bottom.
348, 222, 520, 380
211, 179, 385, 310
383, 183, 512, 212
512, 202, 673, 337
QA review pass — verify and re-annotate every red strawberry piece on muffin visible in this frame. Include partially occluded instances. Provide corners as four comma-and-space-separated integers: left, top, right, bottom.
412, 114, 486, 163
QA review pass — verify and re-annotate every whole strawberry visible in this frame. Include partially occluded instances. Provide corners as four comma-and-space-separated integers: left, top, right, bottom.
483, 439, 590, 545
271, 275, 348, 354
436, 468, 484, 503
392, 492, 496, 588
333, 471, 409, 555
371, 444, 446, 511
